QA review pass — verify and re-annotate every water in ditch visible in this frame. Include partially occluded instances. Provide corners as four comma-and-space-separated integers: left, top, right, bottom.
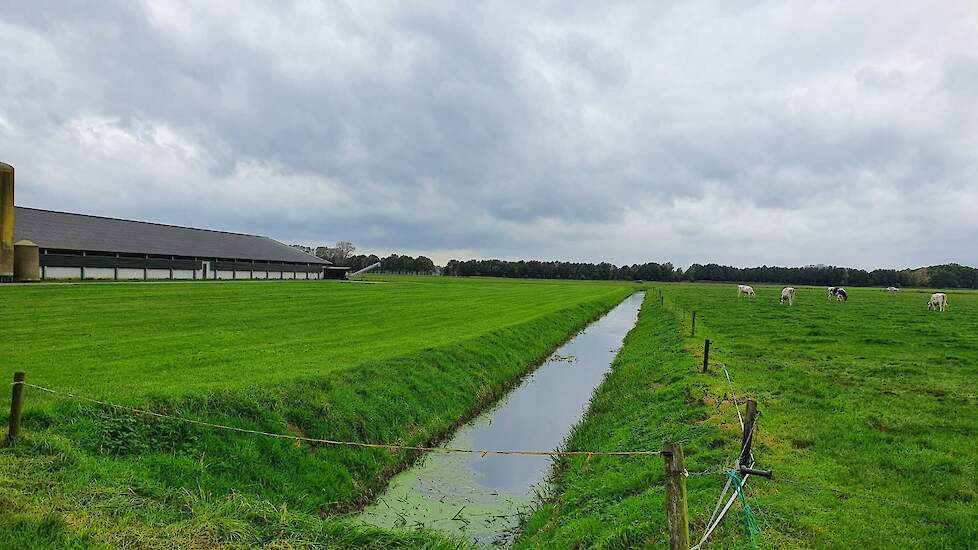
357, 291, 645, 546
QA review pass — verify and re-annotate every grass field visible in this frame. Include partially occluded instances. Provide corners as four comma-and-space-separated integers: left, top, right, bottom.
521, 284, 978, 548
0, 277, 633, 548
2, 278, 976, 548
0, 277, 632, 397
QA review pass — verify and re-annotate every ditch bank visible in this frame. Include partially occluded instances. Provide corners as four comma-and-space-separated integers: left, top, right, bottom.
515, 292, 730, 548
358, 292, 646, 546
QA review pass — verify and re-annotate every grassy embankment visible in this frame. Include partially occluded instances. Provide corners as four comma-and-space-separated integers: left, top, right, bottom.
519, 284, 978, 548
0, 276, 634, 548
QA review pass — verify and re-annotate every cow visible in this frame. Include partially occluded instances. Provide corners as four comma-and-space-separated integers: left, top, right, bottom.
928, 292, 947, 312
828, 287, 848, 301
780, 287, 796, 305
737, 284, 755, 298
886, 287, 900, 292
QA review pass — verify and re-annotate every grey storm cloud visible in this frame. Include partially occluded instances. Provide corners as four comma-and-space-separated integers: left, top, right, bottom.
1, 1, 977, 268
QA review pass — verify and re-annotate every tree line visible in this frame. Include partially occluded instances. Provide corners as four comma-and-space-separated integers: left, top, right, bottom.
682, 263, 978, 288
443, 259, 677, 281
443, 259, 978, 288
293, 242, 977, 287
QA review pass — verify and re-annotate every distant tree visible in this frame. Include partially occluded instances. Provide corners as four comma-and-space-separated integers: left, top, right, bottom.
315, 241, 357, 265
444, 259, 461, 276
333, 241, 356, 263
415, 256, 436, 274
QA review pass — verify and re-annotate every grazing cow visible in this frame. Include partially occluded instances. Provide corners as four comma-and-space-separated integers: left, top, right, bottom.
828, 287, 848, 301
886, 287, 900, 292
928, 292, 947, 312
737, 284, 755, 298
780, 287, 796, 305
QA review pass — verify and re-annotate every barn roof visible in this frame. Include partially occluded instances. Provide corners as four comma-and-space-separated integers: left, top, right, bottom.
13, 207, 328, 264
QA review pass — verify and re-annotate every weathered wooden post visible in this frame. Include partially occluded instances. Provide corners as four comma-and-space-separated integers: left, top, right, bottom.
691, 311, 696, 336
738, 399, 758, 467
663, 443, 690, 550
702, 339, 711, 373
7, 371, 25, 442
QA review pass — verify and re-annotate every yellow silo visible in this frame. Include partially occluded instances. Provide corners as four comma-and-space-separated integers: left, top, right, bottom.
0, 162, 13, 282
14, 240, 39, 282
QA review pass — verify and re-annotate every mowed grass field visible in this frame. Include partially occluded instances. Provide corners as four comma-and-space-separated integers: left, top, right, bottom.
522, 284, 978, 548
0, 277, 631, 398
0, 277, 634, 548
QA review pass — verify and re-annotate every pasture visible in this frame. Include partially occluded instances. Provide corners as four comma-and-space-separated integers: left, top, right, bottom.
0, 277, 632, 548
523, 284, 978, 548
2, 278, 975, 548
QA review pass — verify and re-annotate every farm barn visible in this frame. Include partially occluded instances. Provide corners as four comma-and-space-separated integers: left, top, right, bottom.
0, 163, 348, 282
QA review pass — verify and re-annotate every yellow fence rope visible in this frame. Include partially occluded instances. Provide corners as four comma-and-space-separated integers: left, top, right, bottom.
13, 381, 662, 458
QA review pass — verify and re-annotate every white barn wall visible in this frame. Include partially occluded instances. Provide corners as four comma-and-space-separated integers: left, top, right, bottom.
40, 264, 323, 281
84, 267, 115, 280
45, 267, 81, 279
117, 268, 144, 280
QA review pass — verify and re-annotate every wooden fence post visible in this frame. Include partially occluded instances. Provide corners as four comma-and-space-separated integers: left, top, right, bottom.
702, 339, 711, 373
738, 399, 758, 467
7, 371, 25, 443
691, 311, 696, 336
663, 443, 690, 550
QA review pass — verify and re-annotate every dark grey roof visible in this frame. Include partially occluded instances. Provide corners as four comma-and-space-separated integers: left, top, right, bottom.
13, 207, 327, 264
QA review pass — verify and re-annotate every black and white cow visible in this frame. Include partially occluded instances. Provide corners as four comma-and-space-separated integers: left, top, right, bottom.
827, 287, 848, 301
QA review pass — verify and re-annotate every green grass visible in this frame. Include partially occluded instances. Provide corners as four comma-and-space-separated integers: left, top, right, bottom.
5, 279, 975, 548
519, 284, 978, 548
0, 276, 631, 398
0, 276, 634, 548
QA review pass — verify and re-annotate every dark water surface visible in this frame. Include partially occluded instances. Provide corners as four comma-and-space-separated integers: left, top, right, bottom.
358, 292, 645, 545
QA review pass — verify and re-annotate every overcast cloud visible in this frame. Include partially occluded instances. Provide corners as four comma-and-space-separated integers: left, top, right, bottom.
2, 1, 977, 268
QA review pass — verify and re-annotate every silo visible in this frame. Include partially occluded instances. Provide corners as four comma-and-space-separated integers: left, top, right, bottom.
14, 240, 40, 282
0, 162, 13, 283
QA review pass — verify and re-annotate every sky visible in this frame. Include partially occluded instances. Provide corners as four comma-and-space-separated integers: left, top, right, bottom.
2, 1, 977, 269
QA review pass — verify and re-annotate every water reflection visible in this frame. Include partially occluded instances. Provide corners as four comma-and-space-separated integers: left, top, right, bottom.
359, 292, 644, 545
